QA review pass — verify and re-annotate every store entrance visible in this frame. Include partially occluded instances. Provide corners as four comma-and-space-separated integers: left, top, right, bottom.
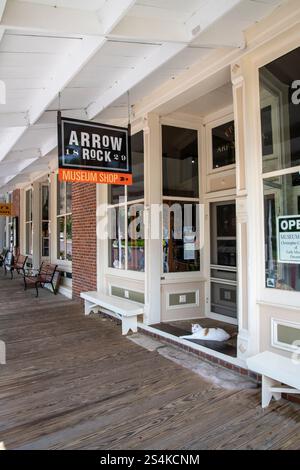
210, 201, 237, 324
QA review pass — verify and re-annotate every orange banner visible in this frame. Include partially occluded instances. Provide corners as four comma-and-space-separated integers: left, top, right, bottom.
0, 203, 12, 217
58, 168, 132, 185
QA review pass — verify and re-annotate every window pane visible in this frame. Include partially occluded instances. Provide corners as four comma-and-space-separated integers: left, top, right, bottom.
57, 216, 65, 260
128, 131, 144, 202
264, 172, 300, 291
163, 200, 200, 273
42, 222, 49, 257
26, 190, 32, 222
57, 181, 66, 215
211, 282, 237, 318
127, 204, 144, 272
66, 183, 72, 214
259, 47, 300, 173
108, 185, 125, 205
41, 186, 49, 221
212, 121, 235, 169
26, 222, 32, 256
162, 126, 199, 198
109, 206, 126, 269
66, 215, 72, 261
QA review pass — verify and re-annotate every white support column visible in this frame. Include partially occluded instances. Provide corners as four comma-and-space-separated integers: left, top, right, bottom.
32, 182, 40, 269
232, 57, 261, 359
144, 113, 162, 325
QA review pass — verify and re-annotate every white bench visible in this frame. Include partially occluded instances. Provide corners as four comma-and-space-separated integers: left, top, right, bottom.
80, 291, 144, 335
247, 351, 300, 408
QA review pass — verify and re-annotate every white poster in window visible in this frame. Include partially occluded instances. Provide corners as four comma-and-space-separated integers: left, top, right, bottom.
277, 215, 300, 264
183, 227, 195, 261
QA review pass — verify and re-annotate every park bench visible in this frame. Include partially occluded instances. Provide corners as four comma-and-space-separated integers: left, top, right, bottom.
23, 262, 58, 297
80, 291, 144, 335
12, 254, 28, 277
4, 253, 28, 279
247, 351, 300, 408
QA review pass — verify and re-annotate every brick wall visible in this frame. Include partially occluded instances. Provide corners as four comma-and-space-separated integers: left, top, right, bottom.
12, 189, 20, 218
72, 183, 97, 301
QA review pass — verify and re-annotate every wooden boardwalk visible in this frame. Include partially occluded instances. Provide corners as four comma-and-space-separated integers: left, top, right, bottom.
0, 273, 299, 450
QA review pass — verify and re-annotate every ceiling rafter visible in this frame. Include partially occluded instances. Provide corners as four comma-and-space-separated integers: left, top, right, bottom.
0, 0, 138, 176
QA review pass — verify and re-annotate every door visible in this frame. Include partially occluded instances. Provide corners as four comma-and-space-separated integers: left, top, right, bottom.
210, 201, 237, 323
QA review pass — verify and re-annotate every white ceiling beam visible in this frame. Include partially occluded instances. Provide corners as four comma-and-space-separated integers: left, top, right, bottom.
5, 149, 41, 162
0, 36, 104, 164
0, 127, 27, 163
28, 36, 105, 124
86, 0, 247, 120
36, 109, 88, 127
1, 0, 103, 36
186, 0, 243, 39
1, 0, 136, 37
97, 0, 138, 34
108, 15, 189, 43
0, 1, 138, 188
86, 42, 185, 120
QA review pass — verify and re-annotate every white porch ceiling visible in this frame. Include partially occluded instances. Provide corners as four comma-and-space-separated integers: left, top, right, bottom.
0, 0, 286, 194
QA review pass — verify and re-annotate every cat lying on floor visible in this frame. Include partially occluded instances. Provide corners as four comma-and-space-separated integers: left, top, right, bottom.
180, 323, 230, 342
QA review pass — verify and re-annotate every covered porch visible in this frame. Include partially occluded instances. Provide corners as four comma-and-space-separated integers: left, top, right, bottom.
0, 274, 299, 450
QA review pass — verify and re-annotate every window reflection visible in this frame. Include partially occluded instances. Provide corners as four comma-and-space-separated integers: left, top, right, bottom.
162, 126, 199, 198
212, 121, 235, 169
163, 201, 200, 273
260, 46, 300, 173
264, 173, 300, 291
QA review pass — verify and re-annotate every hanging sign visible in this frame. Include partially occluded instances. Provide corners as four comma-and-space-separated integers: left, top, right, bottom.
277, 215, 300, 264
0, 203, 12, 217
57, 115, 132, 185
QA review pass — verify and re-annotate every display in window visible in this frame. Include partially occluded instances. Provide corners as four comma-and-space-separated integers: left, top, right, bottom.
163, 201, 200, 273
264, 173, 300, 291
277, 215, 300, 264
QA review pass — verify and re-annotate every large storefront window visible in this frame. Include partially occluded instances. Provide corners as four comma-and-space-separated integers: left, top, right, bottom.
260, 47, 300, 173
41, 184, 50, 258
260, 47, 300, 291
108, 131, 144, 272
162, 125, 200, 273
25, 189, 33, 256
264, 173, 300, 291
57, 180, 72, 261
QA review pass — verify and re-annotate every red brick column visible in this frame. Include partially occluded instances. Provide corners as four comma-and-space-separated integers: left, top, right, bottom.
12, 189, 20, 218
72, 183, 97, 301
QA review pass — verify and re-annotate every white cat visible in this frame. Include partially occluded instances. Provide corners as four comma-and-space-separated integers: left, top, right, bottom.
180, 323, 230, 342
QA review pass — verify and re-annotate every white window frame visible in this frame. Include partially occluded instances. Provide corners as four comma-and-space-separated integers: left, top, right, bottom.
160, 116, 204, 281
40, 183, 50, 260
25, 188, 33, 257
205, 112, 236, 176
106, 129, 145, 279
250, 34, 300, 308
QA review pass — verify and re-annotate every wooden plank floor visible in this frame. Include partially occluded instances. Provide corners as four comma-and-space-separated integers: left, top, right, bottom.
0, 273, 299, 450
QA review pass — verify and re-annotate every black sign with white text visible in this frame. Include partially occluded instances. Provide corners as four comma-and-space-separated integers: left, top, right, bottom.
57, 114, 132, 185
